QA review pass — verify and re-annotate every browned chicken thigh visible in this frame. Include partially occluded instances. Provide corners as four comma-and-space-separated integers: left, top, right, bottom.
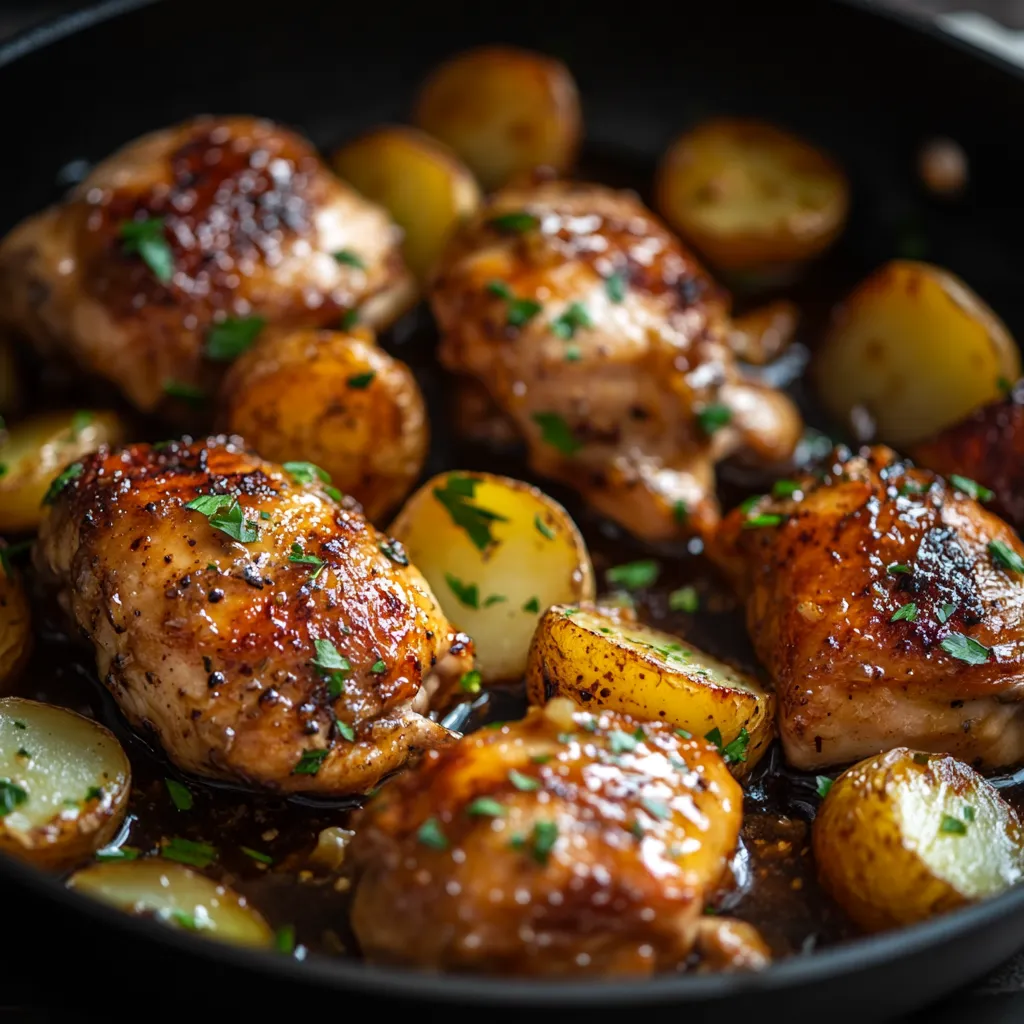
347, 699, 752, 976
429, 179, 802, 541
33, 436, 472, 794
0, 116, 414, 420
711, 445, 1024, 771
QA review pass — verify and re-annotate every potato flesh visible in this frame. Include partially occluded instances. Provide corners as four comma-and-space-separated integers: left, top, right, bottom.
332, 126, 480, 281
815, 261, 1020, 447
390, 472, 594, 683
526, 606, 774, 776
68, 859, 273, 948
0, 697, 129, 833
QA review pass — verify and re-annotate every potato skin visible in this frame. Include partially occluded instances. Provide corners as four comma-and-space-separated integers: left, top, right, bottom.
0, 554, 31, 690
814, 748, 1024, 933
0, 410, 125, 533
219, 327, 428, 521
413, 46, 581, 191
815, 261, 1020, 448
655, 118, 849, 272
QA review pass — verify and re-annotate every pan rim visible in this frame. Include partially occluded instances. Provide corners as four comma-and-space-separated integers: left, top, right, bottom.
4, 0, 1024, 1006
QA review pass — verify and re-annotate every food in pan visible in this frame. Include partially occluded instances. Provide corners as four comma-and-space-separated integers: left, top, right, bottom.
2, 39, 1024, 980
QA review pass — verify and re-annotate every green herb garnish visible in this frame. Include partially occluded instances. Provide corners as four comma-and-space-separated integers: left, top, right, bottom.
445, 573, 479, 609
815, 776, 833, 799
605, 270, 627, 303
551, 302, 592, 339
508, 769, 540, 792
162, 837, 217, 868
289, 542, 324, 580
347, 372, 376, 389
605, 560, 659, 591
432, 475, 508, 552
333, 249, 366, 269
165, 778, 193, 811
459, 670, 482, 694
532, 412, 582, 455
940, 632, 990, 665
379, 539, 408, 565
534, 514, 555, 540
41, 462, 84, 505
488, 211, 538, 233
416, 816, 448, 850
939, 814, 967, 835
697, 404, 732, 435
468, 797, 505, 817
292, 749, 329, 775
241, 846, 273, 865
989, 539, 1024, 574
204, 315, 265, 361
891, 602, 918, 623
283, 461, 330, 486
669, 586, 699, 613
949, 475, 993, 503
522, 597, 540, 614
120, 216, 174, 282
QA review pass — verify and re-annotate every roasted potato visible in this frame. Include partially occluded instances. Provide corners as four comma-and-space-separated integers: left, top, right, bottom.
0, 549, 31, 689
332, 125, 481, 281
219, 327, 428, 522
815, 261, 1020, 447
68, 858, 273, 947
526, 604, 773, 777
0, 697, 131, 871
390, 472, 594, 684
814, 748, 1024, 933
413, 46, 582, 191
0, 409, 125, 532
655, 118, 849, 272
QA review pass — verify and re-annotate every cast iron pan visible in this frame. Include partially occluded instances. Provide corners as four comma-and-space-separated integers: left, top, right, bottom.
4, 0, 1024, 1018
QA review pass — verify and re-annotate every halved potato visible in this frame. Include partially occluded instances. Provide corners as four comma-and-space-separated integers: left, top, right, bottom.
655, 118, 849, 272
413, 46, 582, 191
0, 409, 125, 532
219, 327, 428, 521
814, 748, 1024, 933
814, 261, 1020, 447
525, 604, 773, 777
389, 472, 594, 683
68, 858, 273, 947
332, 125, 481, 281
0, 697, 131, 871
0, 550, 31, 688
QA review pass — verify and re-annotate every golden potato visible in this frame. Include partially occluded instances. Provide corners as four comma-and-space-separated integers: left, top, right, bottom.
219, 327, 428, 522
413, 45, 582, 191
814, 261, 1020, 448
0, 548, 31, 689
0, 697, 131, 871
332, 125, 480, 281
390, 472, 594, 684
526, 604, 773, 777
0, 409, 125, 532
68, 859, 273, 947
814, 748, 1024, 933
655, 118, 849, 272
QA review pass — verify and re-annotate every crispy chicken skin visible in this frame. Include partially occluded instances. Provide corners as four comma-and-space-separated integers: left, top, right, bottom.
710, 445, 1024, 771
912, 380, 1024, 534
348, 700, 746, 976
0, 116, 414, 419
429, 179, 803, 542
33, 436, 472, 794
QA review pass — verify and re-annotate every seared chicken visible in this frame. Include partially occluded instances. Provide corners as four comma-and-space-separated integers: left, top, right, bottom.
429, 179, 802, 541
0, 116, 414, 420
711, 445, 1024, 771
912, 380, 1024, 535
348, 699, 749, 975
33, 436, 472, 794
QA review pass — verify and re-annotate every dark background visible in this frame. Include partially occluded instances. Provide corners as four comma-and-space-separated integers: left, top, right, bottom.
1, 1, 1024, 1021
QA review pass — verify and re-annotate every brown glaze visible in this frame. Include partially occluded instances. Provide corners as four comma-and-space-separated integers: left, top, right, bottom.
711, 445, 1024, 771
32, 436, 472, 794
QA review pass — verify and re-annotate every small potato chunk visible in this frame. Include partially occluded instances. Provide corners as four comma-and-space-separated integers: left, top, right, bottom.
68, 858, 273, 947
0, 409, 125, 532
220, 327, 428, 521
413, 46, 582, 191
0, 552, 31, 688
526, 604, 773, 777
0, 697, 130, 871
332, 126, 480, 281
655, 118, 849, 272
390, 472, 594, 683
814, 748, 1024, 933
815, 261, 1020, 447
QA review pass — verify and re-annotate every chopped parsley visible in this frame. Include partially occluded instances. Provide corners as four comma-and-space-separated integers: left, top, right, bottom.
697, 404, 732, 435
641, 797, 671, 821
532, 412, 582, 455
529, 821, 558, 864
468, 797, 505, 817
241, 846, 273, 865
486, 280, 543, 328
989, 539, 1024, 574
937, 602, 957, 624
335, 720, 355, 742
275, 925, 296, 954
522, 597, 541, 614
605, 560, 659, 591
289, 542, 324, 580
0, 779, 27, 816
165, 778, 193, 811
312, 640, 351, 697
187, 498, 258, 543
283, 461, 330, 486
483, 594, 506, 607
722, 727, 750, 764
534, 514, 556, 540
347, 371, 376, 389
673, 500, 688, 524
605, 270, 627, 303
609, 730, 639, 754
432, 475, 508, 552
772, 479, 801, 498
669, 586, 699, 613
292, 749, 329, 775
379, 539, 408, 565
675, 728, 692, 740
891, 602, 918, 623
704, 727, 724, 753
446, 573, 480, 609
508, 769, 541, 792
333, 249, 365, 269
551, 302, 592, 339
743, 514, 785, 529
41, 462, 84, 505
940, 632, 990, 665
939, 814, 968, 835
120, 216, 174, 282
887, 563, 911, 575
204, 315, 265, 361
162, 380, 206, 404
488, 211, 538, 233
371, 659, 387, 675
949, 475, 993, 503
339, 308, 360, 330
815, 776, 833, 799
459, 670, 482, 694
259, 510, 271, 521
416, 816, 448, 850
161, 837, 217, 868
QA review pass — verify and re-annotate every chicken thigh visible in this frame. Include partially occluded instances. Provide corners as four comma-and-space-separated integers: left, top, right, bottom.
0, 116, 414, 420
33, 436, 472, 795
347, 699, 748, 975
429, 179, 802, 541
711, 445, 1024, 771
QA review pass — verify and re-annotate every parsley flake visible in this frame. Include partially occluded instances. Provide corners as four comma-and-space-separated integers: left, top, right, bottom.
241, 846, 273, 865
532, 412, 582, 455
989, 539, 1024, 574
488, 211, 538, 233
534, 514, 556, 540
283, 461, 330, 486
293, 749, 329, 775
120, 216, 174, 282
0, 779, 27, 816
949, 475, 993, 503
722, 728, 750, 764
371, 659, 387, 675
204, 315, 265, 361
815, 776, 833, 799
529, 821, 558, 864
347, 372, 376, 389
165, 778, 193, 811
417, 816, 448, 850
940, 632, 990, 665
939, 814, 968, 835
162, 380, 206, 404
162, 837, 217, 868
333, 249, 366, 269
379, 539, 408, 565
608, 730, 638, 754
468, 797, 505, 817
289, 542, 324, 580
522, 597, 541, 614
697, 404, 732, 435
743, 514, 785, 529
887, 563, 911, 575
445, 573, 479, 609
432, 475, 508, 552
41, 462, 84, 505
508, 769, 541, 792
641, 797, 671, 821
891, 602, 918, 623
605, 270, 627, 303
669, 586, 699, 613
551, 302, 592, 339
605, 560, 659, 591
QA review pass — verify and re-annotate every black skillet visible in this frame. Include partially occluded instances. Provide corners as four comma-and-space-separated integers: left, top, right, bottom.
4, 0, 1024, 1019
